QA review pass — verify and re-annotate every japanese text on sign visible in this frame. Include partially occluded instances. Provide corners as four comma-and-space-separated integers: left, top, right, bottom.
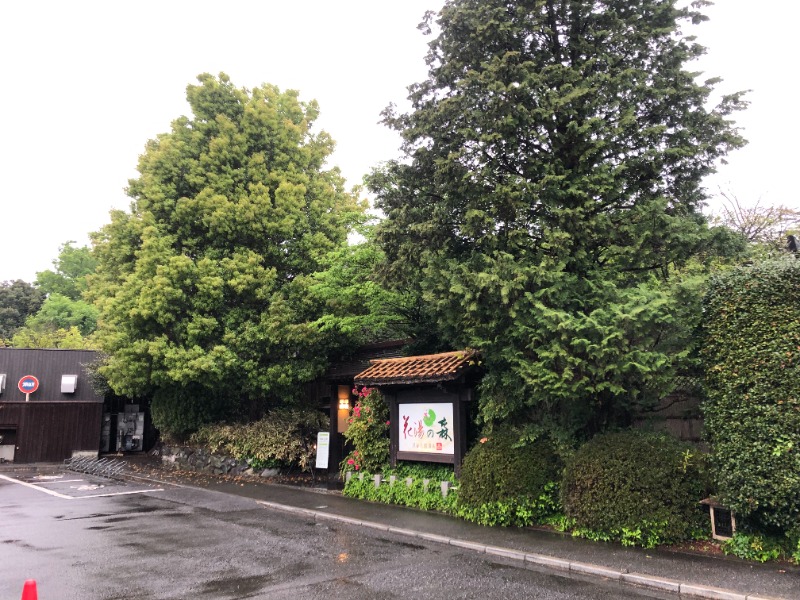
398, 403, 454, 455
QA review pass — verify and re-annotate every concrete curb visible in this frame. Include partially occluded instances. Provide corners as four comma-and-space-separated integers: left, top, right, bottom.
255, 500, 787, 600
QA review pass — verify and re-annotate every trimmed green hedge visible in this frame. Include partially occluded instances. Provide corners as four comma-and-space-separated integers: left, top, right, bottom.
703, 259, 800, 535
561, 430, 707, 546
457, 429, 562, 526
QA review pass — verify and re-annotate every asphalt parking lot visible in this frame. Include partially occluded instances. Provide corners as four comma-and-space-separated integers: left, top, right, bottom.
0, 470, 164, 500
1, 466, 658, 600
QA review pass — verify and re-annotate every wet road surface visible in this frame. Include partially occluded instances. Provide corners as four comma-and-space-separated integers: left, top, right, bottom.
1, 469, 664, 599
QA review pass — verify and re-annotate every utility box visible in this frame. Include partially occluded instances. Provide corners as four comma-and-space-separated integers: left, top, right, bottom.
116, 405, 144, 452
100, 413, 111, 453
701, 497, 736, 540
0, 428, 16, 462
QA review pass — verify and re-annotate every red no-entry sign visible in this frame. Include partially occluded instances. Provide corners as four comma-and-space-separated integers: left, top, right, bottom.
18, 375, 39, 394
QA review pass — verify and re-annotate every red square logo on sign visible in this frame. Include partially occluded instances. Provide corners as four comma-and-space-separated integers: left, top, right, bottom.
436, 442, 442, 451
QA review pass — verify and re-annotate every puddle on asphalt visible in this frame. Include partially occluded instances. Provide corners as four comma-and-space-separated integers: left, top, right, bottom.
199, 574, 274, 597
2, 539, 34, 549
125, 505, 160, 514
375, 537, 424, 551
103, 516, 133, 523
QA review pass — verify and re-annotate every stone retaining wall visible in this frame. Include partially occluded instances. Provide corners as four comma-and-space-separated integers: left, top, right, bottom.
159, 445, 279, 477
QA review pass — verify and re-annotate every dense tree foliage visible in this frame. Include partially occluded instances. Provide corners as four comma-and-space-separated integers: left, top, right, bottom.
23, 293, 98, 336
311, 226, 438, 349
10, 242, 98, 349
35, 241, 98, 301
703, 260, 800, 536
0, 280, 44, 342
10, 292, 98, 349
89, 73, 364, 437
370, 0, 747, 437
10, 325, 94, 350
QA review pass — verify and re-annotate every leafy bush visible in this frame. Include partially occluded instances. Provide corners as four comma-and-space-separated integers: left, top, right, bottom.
456, 429, 562, 526
343, 462, 457, 513
703, 259, 800, 536
151, 386, 236, 441
340, 387, 389, 476
723, 532, 783, 563
561, 430, 708, 546
191, 407, 329, 472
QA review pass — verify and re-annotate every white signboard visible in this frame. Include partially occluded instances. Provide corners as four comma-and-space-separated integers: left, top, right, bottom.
398, 403, 454, 455
315, 432, 330, 469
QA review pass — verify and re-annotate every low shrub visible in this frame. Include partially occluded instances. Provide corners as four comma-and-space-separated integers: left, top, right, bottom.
561, 430, 708, 547
723, 532, 783, 563
343, 462, 457, 513
456, 429, 562, 526
191, 407, 328, 472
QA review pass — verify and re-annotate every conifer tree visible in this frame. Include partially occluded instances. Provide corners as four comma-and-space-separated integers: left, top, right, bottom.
90, 73, 364, 437
370, 0, 747, 436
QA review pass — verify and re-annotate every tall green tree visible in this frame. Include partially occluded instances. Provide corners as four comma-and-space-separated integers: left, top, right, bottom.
24, 293, 98, 336
9, 242, 99, 349
370, 0, 747, 437
35, 241, 98, 301
310, 225, 439, 350
89, 73, 364, 437
0, 280, 44, 342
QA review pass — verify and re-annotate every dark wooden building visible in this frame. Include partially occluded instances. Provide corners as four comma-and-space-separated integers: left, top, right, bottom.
0, 348, 103, 463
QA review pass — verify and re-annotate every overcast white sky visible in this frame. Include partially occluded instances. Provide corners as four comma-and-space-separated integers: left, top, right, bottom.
1, 1, 797, 283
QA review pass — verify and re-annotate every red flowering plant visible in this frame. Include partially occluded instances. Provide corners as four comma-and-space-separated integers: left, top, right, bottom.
340, 386, 390, 477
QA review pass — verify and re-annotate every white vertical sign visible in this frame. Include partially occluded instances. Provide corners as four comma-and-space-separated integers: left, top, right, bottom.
315, 432, 330, 469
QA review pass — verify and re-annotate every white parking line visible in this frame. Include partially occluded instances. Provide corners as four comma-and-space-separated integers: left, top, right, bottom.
40, 479, 85, 484
0, 474, 71, 498
0, 474, 164, 499
75, 489, 165, 499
